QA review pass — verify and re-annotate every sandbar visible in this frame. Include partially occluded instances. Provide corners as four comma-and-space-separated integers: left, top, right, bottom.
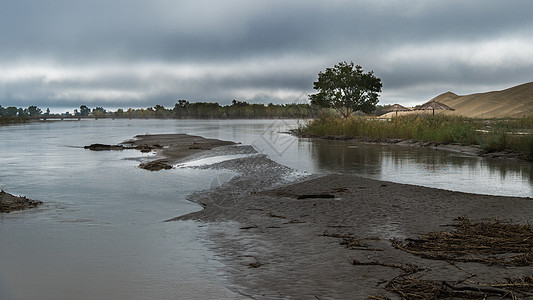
85, 134, 236, 171
96, 133, 533, 298
170, 134, 532, 299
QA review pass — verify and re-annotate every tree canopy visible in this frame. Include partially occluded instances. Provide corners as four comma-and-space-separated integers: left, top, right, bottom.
79, 105, 90, 116
1, 101, 323, 120
309, 61, 382, 118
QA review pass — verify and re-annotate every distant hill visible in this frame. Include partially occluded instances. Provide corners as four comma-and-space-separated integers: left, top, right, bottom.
432, 82, 533, 118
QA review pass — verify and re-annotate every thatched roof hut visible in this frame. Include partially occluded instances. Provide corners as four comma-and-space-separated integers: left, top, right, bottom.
385, 104, 412, 116
415, 100, 455, 115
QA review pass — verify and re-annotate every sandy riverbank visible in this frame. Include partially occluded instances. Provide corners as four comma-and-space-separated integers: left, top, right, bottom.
177, 170, 533, 298
94, 133, 533, 298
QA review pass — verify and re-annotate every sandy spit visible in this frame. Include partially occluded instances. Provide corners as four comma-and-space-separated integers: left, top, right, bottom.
132, 134, 533, 298
85, 133, 237, 171
0, 190, 42, 213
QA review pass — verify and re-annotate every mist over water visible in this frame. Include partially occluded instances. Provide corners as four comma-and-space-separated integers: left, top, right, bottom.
0, 119, 531, 299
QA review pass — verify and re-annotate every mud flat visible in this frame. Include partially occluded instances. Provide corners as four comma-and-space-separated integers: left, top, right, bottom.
168, 136, 533, 299
176, 171, 533, 298
93, 133, 533, 298
0, 190, 42, 213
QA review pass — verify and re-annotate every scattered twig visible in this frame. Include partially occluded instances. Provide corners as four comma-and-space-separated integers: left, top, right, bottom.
442, 281, 512, 297
367, 296, 391, 300
327, 224, 354, 228
323, 232, 382, 251
297, 194, 335, 199
392, 217, 533, 266
268, 212, 287, 219
351, 258, 424, 274
240, 225, 258, 230
283, 219, 306, 224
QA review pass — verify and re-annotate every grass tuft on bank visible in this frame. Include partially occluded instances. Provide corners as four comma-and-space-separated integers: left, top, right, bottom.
298, 114, 533, 160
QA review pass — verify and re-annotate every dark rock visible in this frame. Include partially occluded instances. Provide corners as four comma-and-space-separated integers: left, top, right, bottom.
135, 145, 153, 153
84, 144, 125, 151
139, 160, 173, 171
134, 144, 164, 153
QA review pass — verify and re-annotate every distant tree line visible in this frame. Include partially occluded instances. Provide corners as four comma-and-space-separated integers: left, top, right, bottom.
1, 100, 323, 121
120, 100, 322, 119
0, 105, 48, 124
0, 105, 47, 117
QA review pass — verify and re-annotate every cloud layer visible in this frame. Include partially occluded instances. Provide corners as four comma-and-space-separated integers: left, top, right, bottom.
1, 0, 532, 110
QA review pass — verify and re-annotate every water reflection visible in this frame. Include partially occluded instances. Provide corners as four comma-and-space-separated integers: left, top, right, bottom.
307, 139, 532, 198
306, 140, 384, 177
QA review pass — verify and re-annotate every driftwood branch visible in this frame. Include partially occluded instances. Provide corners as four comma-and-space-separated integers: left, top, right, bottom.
442, 281, 513, 297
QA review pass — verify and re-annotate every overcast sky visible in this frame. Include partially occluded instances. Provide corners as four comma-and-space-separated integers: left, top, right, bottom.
1, 0, 532, 112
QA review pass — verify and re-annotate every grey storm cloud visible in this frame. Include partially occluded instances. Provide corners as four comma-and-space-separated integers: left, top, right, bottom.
1, 0, 533, 110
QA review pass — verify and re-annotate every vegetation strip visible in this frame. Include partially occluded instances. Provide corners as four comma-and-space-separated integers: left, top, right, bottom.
298, 114, 533, 160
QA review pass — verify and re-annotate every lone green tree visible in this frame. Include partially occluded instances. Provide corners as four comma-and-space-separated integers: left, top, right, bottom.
309, 61, 382, 118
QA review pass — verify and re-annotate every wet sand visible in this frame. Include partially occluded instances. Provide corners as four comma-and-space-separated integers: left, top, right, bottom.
178, 173, 533, 298
124, 134, 236, 162
0, 190, 42, 213
85, 134, 237, 170
121, 134, 533, 298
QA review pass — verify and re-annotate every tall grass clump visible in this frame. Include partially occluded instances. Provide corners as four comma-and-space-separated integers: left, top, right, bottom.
478, 117, 533, 158
300, 114, 481, 144
299, 114, 533, 160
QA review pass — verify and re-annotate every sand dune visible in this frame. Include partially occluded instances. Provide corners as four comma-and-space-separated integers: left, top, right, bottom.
431, 82, 533, 118
382, 82, 533, 118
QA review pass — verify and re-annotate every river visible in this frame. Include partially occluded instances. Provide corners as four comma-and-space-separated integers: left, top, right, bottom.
0, 119, 531, 299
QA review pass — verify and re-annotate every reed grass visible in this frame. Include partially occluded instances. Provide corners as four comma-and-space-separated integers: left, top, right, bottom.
299, 114, 533, 160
